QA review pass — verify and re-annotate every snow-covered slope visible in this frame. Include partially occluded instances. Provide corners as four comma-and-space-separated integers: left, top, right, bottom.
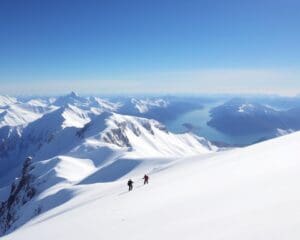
53, 91, 90, 107
0, 96, 17, 107
131, 98, 169, 113
0, 104, 89, 176
53, 92, 120, 112
80, 112, 213, 157
0, 95, 57, 128
0, 103, 55, 128
0, 93, 121, 178
0, 108, 214, 235
2, 130, 300, 239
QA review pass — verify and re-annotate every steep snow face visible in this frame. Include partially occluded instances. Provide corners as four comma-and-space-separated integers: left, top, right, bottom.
0, 105, 90, 177
2, 131, 300, 240
88, 96, 121, 112
0, 93, 122, 129
25, 98, 55, 108
131, 98, 169, 113
0, 95, 177, 182
53, 92, 120, 113
0, 95, 57, 128
53, 91, 90, 107
0, 96, 17, 107
0, 109, 215, 235
0, 103, 56, 128
80, 112, 215, 158
60, 104, 91, 128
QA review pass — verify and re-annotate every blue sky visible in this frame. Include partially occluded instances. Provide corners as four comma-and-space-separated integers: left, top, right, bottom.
0, 0, 300, 95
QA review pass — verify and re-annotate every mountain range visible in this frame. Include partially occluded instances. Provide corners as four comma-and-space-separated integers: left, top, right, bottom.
208, 98, 300, 136
0, 92, 215, 236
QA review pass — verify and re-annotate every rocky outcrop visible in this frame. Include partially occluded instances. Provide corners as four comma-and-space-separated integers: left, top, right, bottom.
0, 157, 36, 236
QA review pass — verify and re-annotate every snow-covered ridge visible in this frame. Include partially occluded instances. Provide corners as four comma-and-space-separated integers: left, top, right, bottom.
131, 98, 169, 113
1, 93, 299, 239
53, 92, 121, 112
0, 93, 182, 130
2, 130, 300, 240
0, 94, 215, 236
0, 93, 193, 177
0, 96, 17, 107
0, 99, 56, 128
208, 98, 300, 136
80, 112, 215, 157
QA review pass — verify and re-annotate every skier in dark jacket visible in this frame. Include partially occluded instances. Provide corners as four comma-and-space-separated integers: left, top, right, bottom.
127, 179, 134, 191
143, 174, 149, 185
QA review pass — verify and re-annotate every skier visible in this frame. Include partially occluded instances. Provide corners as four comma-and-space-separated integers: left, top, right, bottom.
143, 174, 149, 185
127, 179, 134, 191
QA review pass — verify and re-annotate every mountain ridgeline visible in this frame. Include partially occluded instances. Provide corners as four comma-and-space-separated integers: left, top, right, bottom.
208, 98, 300, 136
0, 93, 215, 236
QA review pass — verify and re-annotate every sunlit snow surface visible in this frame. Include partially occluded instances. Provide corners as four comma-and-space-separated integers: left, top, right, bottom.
1, 93, 300, 239
3, 132, 300, 240
0, 93, 215, 236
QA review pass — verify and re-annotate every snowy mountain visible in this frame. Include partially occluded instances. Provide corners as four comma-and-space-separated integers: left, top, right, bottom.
53, 92, 120, 112
0, 96, 17, 107
0, 104, 90, 177
2, 130, 300, 239
131, 98, 169, 113
0, 96, 215, 236
53, 91, 90, 107
2, 93, 300, 239
208, 98, 300, 136
117, 96, 203, 123
0, 95, 56, 128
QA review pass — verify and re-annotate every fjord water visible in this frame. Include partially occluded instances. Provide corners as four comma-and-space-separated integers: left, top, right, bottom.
166, 102, 275, 146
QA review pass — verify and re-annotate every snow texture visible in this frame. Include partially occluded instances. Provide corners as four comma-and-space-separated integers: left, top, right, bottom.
2, 131, 300, 239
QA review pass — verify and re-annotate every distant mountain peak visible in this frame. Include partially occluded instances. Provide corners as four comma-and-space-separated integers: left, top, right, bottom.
53, 92, 89, 107
69, 91, 78, 97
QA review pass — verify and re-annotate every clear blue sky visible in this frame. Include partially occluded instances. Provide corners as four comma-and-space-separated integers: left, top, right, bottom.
0, 0, 300, 95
